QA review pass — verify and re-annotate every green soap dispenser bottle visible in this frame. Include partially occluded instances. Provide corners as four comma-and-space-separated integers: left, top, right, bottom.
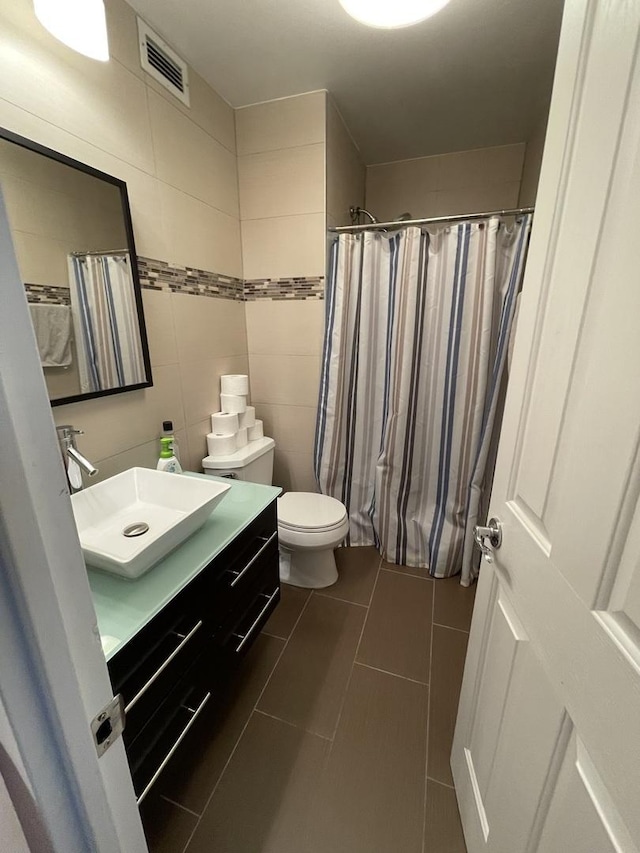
157, 437, 183, 473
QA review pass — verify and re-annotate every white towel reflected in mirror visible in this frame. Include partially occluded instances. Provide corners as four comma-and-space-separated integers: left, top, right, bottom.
28, 303, 73, 368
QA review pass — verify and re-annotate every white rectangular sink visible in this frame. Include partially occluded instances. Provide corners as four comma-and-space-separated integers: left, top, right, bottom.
71, 468, 231, 579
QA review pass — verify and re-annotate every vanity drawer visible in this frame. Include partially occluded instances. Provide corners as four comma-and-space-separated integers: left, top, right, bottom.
199, 503, 279, 622
128, 661, 211, 804
217, 565, 280, 663
122, 615, 208, 747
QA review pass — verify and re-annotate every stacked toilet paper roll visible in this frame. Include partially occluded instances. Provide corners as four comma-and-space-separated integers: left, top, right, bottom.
211, 412, 239, 435
238, 406, 256, 428
206, 433, 237, 457
220, 393, 246, 414
248, 420, 263, 441
205, 375, 266, 459
221, 374, 249, 395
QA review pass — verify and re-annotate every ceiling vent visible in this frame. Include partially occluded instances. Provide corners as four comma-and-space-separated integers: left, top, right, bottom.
137, 17, 190, 107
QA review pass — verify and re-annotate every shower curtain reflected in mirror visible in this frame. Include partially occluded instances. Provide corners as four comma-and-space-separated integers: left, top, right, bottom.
315, 217, 531, 585
68, 253, 146, 394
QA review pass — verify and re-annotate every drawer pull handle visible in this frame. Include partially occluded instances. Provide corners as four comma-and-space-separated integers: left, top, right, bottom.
136, 691, 210, 805
125, 620, 203, 715
233, 588, 279, 654
229, 531, 278, 588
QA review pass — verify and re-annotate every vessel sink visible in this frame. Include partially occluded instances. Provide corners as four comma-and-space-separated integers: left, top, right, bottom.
71, 468, 230, 579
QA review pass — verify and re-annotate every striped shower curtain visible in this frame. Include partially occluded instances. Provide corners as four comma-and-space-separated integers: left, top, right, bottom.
315, 217, 530, 584
68, 253, 145, 394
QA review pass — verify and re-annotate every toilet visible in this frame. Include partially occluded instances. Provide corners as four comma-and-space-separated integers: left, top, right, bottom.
202, 437, 348, 588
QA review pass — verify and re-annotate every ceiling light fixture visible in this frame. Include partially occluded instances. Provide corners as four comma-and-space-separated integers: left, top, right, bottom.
34, 0, 109, 61
339, 0, 452, 28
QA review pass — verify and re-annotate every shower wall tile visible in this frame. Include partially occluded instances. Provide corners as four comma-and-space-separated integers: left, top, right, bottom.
255, 404, 318, 455
245, 300, 325, 355
249, 354, 321, 408
241, 212, 326, 280
236, 90, 326, 156
326, 95, 366, 226
273, 450, 318, 493
238, 92, 329, 484
238, 143, 325, 220
365, 143, 526, 222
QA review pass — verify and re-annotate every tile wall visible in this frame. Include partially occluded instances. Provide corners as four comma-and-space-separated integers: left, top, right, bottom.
326, 96, 366, 228
0, 0, 245, 475
1, 0, 533, 489
238, 92, 327, 492
365, 143, 526, 222
238, 91, 365, 492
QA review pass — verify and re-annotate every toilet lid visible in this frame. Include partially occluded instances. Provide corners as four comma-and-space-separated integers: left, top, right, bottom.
278, 492, 347, 532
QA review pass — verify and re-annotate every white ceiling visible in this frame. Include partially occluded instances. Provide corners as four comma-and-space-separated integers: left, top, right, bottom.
127, 0, 564, 164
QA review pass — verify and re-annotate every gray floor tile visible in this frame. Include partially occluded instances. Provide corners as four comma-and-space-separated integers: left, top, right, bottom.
427, 626, 469, 786
380, 558, 433, 580
158, 633, 285, 814
140, 794, 198, 853
434, 575, 477, 632
357, 569, 433, 682
185, 712, 329, 853
317, 545, 380, 605
309, 663, 429, 853
258, 594, 366, 738
424, 780, 467, 852
263, 583, 311, 639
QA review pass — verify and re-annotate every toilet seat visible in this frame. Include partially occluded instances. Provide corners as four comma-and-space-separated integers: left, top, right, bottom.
277, 492, 347, 533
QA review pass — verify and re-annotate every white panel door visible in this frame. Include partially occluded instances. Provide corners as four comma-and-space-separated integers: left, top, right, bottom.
452, 1, 640, 851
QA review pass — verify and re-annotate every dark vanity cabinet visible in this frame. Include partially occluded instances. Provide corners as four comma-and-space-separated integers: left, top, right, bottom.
105, 500, 279, 803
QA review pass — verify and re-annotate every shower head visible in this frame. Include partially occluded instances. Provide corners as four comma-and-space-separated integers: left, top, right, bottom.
395, 212, 412, 221
350, 206, 378, 224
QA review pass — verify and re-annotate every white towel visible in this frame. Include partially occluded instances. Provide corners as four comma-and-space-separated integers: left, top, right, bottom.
29, 303, 73, 368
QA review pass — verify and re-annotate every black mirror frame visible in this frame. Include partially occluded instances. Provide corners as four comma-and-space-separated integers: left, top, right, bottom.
0, 126, 153, 407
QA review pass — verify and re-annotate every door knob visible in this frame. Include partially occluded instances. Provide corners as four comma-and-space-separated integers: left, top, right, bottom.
473, 518, 502, 562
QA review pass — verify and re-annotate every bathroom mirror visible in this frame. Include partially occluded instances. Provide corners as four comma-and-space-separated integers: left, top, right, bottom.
0, 127, 152, 406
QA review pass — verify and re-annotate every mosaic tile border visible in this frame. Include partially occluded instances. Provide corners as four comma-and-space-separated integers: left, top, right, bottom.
24, 283, 71, 306
244, 276, 324, 301
137, 256, 244, 301
138, 256, 324, 302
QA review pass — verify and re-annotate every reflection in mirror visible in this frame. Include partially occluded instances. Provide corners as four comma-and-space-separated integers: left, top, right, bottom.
0, 130, 152, 405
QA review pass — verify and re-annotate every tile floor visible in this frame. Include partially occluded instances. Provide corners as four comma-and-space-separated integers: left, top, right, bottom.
140, 546, 475, 853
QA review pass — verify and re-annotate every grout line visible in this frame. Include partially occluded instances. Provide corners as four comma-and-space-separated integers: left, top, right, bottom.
159, 795, 201, 818
422, 566, 437, 853
380, 566, 434, 581
426, 776, 456, 790
260, 628, 288, 640
312, 591, 369, 608
253, 708, 332, 741
433, 622, 470, 635
327, 554, 382, 746
355, 661, 429, 686
180, 591, 314, 853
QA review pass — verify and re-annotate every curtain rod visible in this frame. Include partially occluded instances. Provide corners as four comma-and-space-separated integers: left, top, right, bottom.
70, 249, 129, 257
328, 207, 534, 233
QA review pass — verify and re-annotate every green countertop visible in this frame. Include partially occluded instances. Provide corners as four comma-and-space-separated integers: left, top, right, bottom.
88, 474, 281, 661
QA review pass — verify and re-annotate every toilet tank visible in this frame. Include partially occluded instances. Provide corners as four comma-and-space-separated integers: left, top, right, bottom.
202, 437, 274, 484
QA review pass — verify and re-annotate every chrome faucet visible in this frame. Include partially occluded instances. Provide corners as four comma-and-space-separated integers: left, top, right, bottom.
56, 425, 98, 494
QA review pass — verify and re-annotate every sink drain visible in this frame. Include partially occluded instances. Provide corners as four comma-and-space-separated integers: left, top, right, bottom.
123, 522, 149, 538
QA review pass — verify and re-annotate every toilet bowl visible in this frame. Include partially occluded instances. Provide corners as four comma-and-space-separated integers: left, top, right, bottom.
202, 437, 348, 588
277, 492, 349, 588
